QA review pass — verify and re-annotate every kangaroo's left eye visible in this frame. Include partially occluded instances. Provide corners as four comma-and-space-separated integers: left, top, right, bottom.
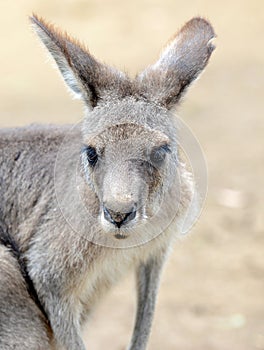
83, 146, 98, 166
150, 144, 171, 166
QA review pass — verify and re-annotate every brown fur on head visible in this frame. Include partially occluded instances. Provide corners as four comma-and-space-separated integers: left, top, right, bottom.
31, 14, 215, 237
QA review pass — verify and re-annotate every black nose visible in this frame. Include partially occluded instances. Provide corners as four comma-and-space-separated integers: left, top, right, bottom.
103, 206, 136, 228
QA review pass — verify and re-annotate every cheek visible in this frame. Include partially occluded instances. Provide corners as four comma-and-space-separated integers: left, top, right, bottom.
92, 173, 102, 198
91, 169, 105, 197
82, 161, 104, 199
146, 167, 163, 194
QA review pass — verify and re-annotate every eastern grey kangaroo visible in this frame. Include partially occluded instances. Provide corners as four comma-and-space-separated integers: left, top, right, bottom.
0, 15, 215, 350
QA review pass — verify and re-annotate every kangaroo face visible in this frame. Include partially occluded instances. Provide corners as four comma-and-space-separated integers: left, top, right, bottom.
81, 118, 175, 236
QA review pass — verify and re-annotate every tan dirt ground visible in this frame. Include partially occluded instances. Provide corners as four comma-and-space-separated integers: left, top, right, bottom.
0, 1, 263, 349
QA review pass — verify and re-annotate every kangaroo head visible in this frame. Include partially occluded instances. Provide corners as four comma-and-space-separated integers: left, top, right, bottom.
31, 15, 215, 238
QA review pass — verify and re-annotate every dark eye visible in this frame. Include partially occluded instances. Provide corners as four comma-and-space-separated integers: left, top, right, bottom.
83, 145, 98, 166
150, 144, 171, 166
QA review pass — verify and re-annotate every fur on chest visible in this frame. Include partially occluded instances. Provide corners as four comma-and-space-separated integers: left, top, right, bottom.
69, 231, 172, 322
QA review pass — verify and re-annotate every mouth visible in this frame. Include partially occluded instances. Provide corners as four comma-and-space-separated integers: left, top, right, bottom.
114, 232, 129, 240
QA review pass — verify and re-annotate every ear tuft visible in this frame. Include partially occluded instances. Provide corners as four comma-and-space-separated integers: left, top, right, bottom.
137, 17, 216, 109
30, 14, 89, 61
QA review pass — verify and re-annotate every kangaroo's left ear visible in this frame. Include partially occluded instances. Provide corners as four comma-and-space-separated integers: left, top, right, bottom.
30, 14, 130, 108
136, 17, 216, 110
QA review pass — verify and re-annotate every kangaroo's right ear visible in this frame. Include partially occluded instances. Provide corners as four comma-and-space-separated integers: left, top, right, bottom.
30, 14, 128, 108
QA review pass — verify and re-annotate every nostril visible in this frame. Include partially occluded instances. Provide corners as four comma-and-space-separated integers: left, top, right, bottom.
103, 206, 115, 225
125, 210, 136, 223
103, 206, 136, 227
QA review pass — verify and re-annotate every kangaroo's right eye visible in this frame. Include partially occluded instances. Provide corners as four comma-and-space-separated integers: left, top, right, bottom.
83, 146, 98, 166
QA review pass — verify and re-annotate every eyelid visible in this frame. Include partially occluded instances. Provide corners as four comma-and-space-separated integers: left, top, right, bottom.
82, 145, 96, 155
148, 143, 171, 166
82, 145, 98, 167
82, 144, 104, 157
152, 143, 171, 156
159, 143, 171, 153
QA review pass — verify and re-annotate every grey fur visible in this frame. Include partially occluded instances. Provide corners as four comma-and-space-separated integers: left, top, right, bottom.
0, 15, 215, 350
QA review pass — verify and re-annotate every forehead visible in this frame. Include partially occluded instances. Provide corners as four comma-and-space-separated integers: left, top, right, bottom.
85, 123, 170, 151
83, 97, 175, 136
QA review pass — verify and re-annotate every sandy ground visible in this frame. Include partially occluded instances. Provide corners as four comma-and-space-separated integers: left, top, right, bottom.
0, 1, 263, 349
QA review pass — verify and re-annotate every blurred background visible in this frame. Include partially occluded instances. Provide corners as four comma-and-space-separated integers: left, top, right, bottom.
0, 1, 263, 349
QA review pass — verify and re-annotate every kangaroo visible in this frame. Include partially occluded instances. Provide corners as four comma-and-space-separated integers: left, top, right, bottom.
0, 15, 215, 350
